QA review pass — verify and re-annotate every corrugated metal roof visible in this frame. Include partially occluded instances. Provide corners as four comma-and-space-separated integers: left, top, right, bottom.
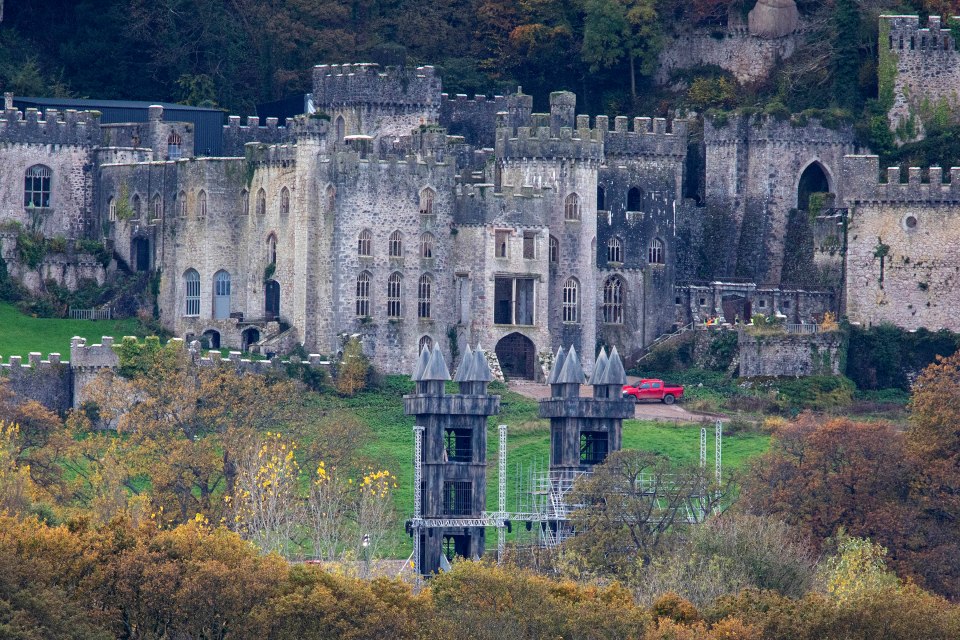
14, 97, 227, 156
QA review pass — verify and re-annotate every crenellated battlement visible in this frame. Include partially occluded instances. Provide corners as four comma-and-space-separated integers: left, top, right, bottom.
0, 352, 66, 370
602, 115, 689, 157
312, 63, 442, 108
495, 123, 604, 161
0, 107, 101, 146
223, 115, 288, 156
883, 15, 959, 53
453, 181, 552, 225
842, 154, 960, 203
244, 141, 297, 167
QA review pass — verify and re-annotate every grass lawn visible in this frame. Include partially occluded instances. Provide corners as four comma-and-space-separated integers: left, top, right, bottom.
0, 302, 146, 359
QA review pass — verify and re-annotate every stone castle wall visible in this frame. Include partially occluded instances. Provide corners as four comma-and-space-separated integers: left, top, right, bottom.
738, 330, 842, 377
842, 155, 960, 332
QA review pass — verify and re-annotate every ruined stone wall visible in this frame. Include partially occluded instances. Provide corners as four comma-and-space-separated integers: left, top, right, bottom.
738, 330, 842, 377
704, 113, 856, 284
882, 15, 960, 141
656, 27, 802, 85
843, 155, 960, 331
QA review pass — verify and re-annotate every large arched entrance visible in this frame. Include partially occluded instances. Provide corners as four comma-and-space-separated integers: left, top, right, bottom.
131, 237, 150, 272
797, 162, 830, 211
495, 332, 535, 380
265, 280, 280, 319
202, 329, 221, 350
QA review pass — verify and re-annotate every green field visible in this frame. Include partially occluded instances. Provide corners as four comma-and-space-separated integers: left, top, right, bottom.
0, 302, 145, 359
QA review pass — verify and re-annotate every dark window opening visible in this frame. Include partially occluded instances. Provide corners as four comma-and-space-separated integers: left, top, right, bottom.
494, 277, 534, 325
443, 481, 472, 516
627, 187, 642, 211
797, 163, 830, 211
580, 431, 609, 465
552, 429, 563, 465
597, 186, 606, 210
442, 534, 470, 561
495, 230, 509, 258
444, 428, 472, 462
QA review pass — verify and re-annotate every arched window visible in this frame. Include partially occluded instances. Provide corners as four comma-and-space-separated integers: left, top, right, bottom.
267, 233, 277, 265
419, 335, 433, 352
178, 191, 187, 217
356, 272, 371, 317
336, 116, 345, 141
358, 229, 372, 257
627, 187, 642, 211
419, 188, 435, 215
389, 230, 403, 257
418, 274, 432, 319
562, 278, 580, 324
108, 197, 117, 222
167, 132, 182, 159
132, 194, 142, 218
24, 165, 51, 208
602, 276, 624, 324
213, 270, 231, 320
420, 232, 435, 259
597, 186, 606, 210
564, 193, 581, 221
184, 269, 200, 316
549, 236, 559, 264
280, 186, 290, 215
198, 190, 207, 217
387, 272, 403, 318
152, 194, 162, 220
325, 185, 336, 213
256, 188, 266, 215
648, 238, 664, 264
607, 236, 623, 263
241, 189, 249, 216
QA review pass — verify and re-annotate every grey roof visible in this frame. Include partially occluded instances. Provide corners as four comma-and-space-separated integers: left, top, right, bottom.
453, 344, 474, 382
589, 347, 609, 385
14, 96, 224, 112
598, 346, 627, 385
411, 345, 431, 381
547, 347, 566, 384
556, 345, 585, 384
470, 346, 494, 383
421, 344, 451, 381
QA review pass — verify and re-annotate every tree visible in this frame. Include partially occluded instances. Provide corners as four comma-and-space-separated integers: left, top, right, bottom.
581, 0, 660, 101
334, 337, 370, 396
566, 449, 732, 579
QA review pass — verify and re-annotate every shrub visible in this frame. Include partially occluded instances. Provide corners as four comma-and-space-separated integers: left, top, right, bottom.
334, 337, 369, 396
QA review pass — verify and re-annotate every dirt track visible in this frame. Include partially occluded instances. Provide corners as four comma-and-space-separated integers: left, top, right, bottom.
508, 380, 722, 423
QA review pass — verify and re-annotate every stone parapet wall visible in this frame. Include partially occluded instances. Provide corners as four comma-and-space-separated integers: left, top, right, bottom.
738, 330, 842, 377
843, 155, 960, 203
656, 28, 803, 84
0, 107, 101, 147
0, 352, 72, 412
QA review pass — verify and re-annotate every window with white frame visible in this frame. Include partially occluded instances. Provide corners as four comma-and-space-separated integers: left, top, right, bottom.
418, 273, 432, 319
420, 232, 435, 259
356, 272, 371, 316
564, 193, 581, 221
24, 165, 51, 208
167, 132, 182, 159
648, 238, 664, 264
562, 278, 579, 323
607, 236, 623, 263
108, 197, 117, 222
184, 269, 200, 316
389, 230, 403, 258
358, 229, 372, 257
602, 276, 624, 324
387, 272, 403, 318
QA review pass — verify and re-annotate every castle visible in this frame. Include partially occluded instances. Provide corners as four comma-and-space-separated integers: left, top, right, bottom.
1, 14, 958, 378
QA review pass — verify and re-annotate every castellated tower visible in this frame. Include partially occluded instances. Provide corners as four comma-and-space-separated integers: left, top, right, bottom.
404, 345, 500, 575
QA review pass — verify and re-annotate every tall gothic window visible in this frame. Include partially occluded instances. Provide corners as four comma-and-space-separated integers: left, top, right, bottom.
418, 274, 432, 319
108, 197, 117, 222
607, 236, 623, 263
24, 165, 51, 208
356, 272, 371, 317
241, 189, 249, 216
280, 186, 290, 215
178, 191, 187, 217
562, 278, 579, 324
387, 272, 403, 318
167, 132, 182, 159
358, 229, 372, 257
152, 194, 162, 220
549, 236, 559, 264
256, 188, 266, 215
602, 276, 624, 324
389, 230, 403, 257
419, 188, 435, 215
420, 232, 435, 259
184, 269, 200, 316
198, 190, 207, 217
564, 193, 581, 221
648, 238, 664, 264
132, 194, 142, 219
267, 234, 278, 265
627, 187, 642, 211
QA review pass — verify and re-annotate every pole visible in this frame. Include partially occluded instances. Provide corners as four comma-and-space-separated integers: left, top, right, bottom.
413, 425, 424, 589
498, 424, 507, 563
715, 419, 722, 485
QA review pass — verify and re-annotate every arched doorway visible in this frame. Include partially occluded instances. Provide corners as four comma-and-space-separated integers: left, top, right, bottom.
495, 332, 536, 380
797, 162, 830, 211
132, 237, 150, 272
241, 327, 261, 351
265, 280, 280, 319
202, 329, 221, 350
213, 270, 231, 320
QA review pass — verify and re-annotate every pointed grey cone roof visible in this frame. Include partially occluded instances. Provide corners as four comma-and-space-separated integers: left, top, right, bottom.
412, 344, 431, 381
599, 346, 627, 385
547, 346, 566, 384
589, 347, 609, 385
422, 343, 451, 381
470, 345, 494, 382
454, 344, 474, 382
556, 345, 585, 384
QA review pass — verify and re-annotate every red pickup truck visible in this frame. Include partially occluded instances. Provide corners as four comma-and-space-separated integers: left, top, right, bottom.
622, 379, 684, 405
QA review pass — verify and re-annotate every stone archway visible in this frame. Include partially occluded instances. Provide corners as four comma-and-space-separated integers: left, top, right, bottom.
202, 329, 221, 350
241, 327, 260, 351
797, 161, 831, 211
495, 332, 536, 380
